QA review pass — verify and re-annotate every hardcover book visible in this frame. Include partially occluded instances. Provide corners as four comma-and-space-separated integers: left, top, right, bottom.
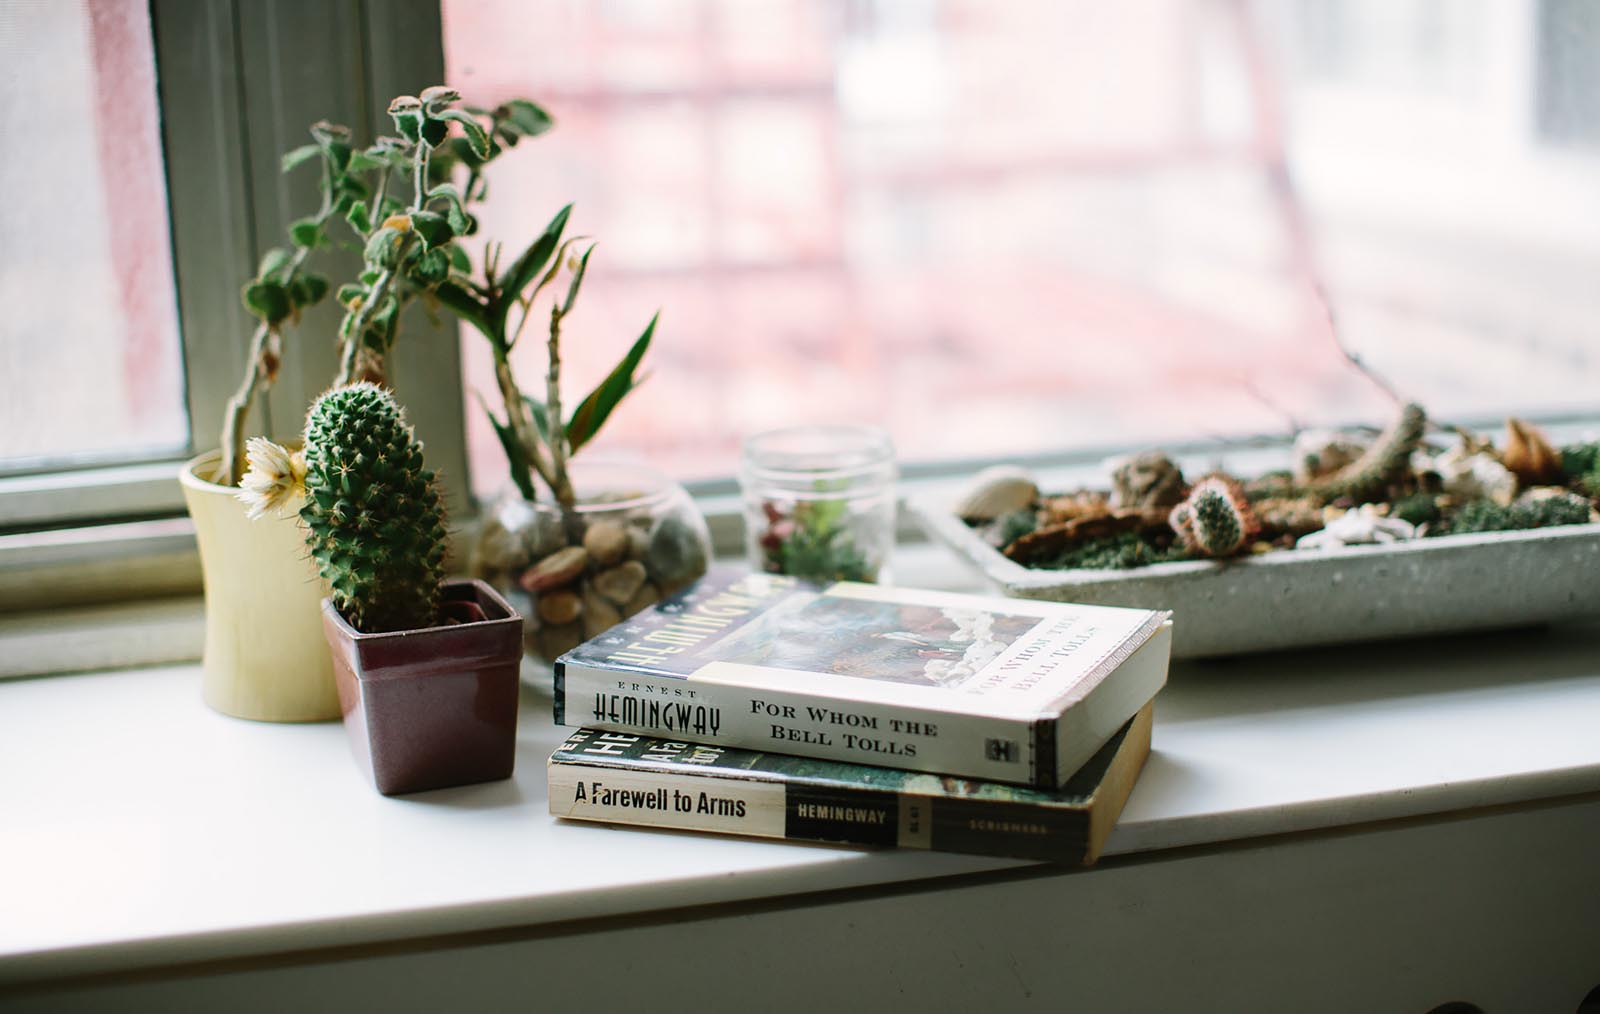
548, 704, 1153, 864
554, 570, 1171, 788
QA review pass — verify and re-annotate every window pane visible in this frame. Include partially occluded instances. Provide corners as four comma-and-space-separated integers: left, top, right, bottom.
444, 0, 1600, 494
0, 0, 185, 472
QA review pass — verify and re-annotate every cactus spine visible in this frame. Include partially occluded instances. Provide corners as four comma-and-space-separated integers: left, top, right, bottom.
1170, 476, 1258, 558
301, 383, 447, 633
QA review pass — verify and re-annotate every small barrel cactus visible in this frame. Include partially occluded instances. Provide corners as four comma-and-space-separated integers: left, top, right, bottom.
1169, 476, 1259, 558
301, 382, 448, 633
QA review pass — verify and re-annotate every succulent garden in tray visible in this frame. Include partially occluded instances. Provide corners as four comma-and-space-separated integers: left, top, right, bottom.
956, 403, 1600, 571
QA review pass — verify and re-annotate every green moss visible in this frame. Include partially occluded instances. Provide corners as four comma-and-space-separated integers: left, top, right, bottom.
1513, 492, 1592, 528
1036, 532, 1189, 571
1443, 493, 1592, 535
1445, 499, 1512, 534
1560, 442, 1600, 480
1391, 492, 1441, 528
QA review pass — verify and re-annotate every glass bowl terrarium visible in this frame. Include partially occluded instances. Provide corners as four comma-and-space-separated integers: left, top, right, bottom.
473, 460, 711, 663
739, 425, 897, 584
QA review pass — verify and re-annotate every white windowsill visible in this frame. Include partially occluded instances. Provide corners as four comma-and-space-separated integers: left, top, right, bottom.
1, 542, 1598, 989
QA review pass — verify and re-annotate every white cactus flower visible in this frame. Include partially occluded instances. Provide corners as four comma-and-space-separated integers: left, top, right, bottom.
235, 438, 307, 521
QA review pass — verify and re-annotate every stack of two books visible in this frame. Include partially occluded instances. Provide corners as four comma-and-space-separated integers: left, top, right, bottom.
550, 571, 1173, 865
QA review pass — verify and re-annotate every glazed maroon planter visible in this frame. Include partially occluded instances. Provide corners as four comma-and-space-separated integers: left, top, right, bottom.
322, 579, 523, 796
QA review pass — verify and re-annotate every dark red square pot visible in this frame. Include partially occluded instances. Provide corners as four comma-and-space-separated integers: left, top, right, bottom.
322, 579, 523, 796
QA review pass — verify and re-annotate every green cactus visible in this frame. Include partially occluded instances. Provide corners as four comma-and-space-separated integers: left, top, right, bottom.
300, 383, 448, 633
1301, 402, 1426, 503
1170, 477, 1258, 558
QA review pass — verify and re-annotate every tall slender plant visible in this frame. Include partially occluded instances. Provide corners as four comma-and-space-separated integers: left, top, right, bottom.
433, 206, 657, 515
216, 89, 553, 486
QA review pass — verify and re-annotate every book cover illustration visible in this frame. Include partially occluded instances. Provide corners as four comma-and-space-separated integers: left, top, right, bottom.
555, 569, 1171, 787
560, 569, 1165, 708
682, 585, 1045, 689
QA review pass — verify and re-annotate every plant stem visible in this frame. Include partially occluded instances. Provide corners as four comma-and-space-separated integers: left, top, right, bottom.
336, 141, 431, 386
336, 266, 396, 385
545, 304, 575, 509
217, 237, 323, 484
218, 322, 275, 485
493, 354, 555, 495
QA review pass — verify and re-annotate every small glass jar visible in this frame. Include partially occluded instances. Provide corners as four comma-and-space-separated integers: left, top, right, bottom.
739, 425, 897, 584
471, 460, 712, 664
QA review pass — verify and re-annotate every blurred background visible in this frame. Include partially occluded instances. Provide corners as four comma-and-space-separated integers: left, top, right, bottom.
5, 0, 1599, 498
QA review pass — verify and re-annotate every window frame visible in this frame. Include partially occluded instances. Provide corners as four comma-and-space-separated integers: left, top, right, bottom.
0, 0, 470, 605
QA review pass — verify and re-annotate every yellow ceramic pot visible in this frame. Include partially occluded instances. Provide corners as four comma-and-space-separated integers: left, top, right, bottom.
180, 451, 340, 722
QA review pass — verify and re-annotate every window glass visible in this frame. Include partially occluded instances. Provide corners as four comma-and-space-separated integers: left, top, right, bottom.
0, 0, 186, 472
444, 0, 1600, 495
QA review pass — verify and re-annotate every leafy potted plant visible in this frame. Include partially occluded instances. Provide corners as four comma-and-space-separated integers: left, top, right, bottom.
180, 87, 550, 721
291, 382, 522, 795
437, 207, 711, 663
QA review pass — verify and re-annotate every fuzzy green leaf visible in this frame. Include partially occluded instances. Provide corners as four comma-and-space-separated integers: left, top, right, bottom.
346, 199, 372, 235
409, 210, 454, 250
242, 280, 291, 324
257, 247, 292, 281
336, 282, 365, 306
412, 246, 451, 287
392, 111, 422, 145
289, 217, 325, 249
495, 204, 572, 330
281, 144, 321, 173
364, 226, 405, 267
345, 149, 387, 173
448, 243, 471, 275
437, 109, 490, 159
444, 136, 485, 170
427, 182, 464, 208
299, 273, 329, 306
323, 140, 353, 173
500, 99, 553, 138
565, 312, 656, 453
420, 116, 449, 147
333, 173, 371, 201
428, 183, 469, 234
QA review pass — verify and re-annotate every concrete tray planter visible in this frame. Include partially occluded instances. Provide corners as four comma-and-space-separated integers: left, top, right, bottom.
908, 496, 1600, 658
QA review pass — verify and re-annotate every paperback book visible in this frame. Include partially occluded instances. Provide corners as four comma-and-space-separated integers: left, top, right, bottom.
554, 570, 1171, 788
548, 703, 1152, 864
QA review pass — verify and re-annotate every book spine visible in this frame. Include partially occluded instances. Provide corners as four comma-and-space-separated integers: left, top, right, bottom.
548, 762, 1088, 862
558, 662, 1051, 787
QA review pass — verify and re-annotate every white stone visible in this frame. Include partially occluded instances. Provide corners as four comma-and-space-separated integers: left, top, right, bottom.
954, 465, 1038, 522
1421, 445, 1516, 507
1296, 509, 1416, 550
